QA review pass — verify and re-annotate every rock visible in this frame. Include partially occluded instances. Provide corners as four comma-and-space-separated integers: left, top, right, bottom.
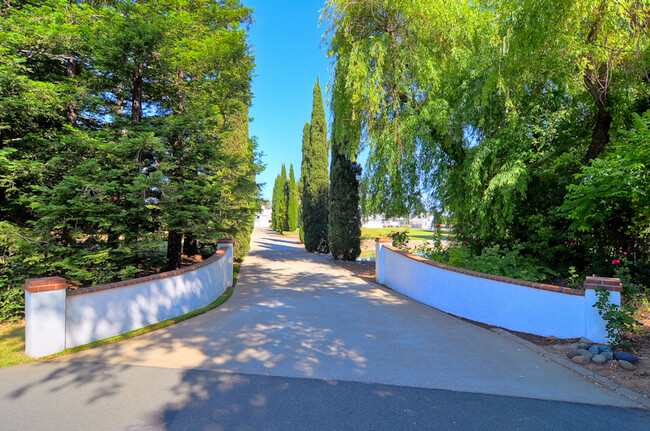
571, 355, 591, 365
618, 360, 636, 371
588, 346, 601, 355
567, 350, 582, 359
569, 343, 581, 350
547, 335, 558, 341
576, 349, 594, 359
601, 351, 614, 360
597, 345, 613, 352
592, 354, 607, 364
577, 343, 589, 350
579, 337, 593, 345
552, 344, 568, 351
614, 351, 639, 363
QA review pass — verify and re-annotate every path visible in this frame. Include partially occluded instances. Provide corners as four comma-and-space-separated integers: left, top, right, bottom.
1, 229, 649, 430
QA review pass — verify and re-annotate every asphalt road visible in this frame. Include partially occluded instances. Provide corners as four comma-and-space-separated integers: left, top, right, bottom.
1, 229, 649, 430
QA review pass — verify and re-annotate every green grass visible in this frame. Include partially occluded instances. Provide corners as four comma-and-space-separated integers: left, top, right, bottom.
281, 229, 299, 236
0, 262, 242, 368
360, 227, 450, 241
0, 321, 34, 368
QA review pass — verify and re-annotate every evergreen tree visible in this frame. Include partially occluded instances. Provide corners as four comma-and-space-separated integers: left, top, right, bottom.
286, 164, 299, 231
329, 136, 362, 261
301, 79, 329, 253
271, 173, 281, 231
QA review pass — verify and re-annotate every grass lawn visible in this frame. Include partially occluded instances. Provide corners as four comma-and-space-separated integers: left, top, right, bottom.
0, 262, 242, 368
0, 320, 33, 368
360, 227, 450, 241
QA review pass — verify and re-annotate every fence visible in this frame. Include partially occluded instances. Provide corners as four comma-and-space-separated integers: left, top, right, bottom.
24, 239, 234, 357
375, 238, 620, 343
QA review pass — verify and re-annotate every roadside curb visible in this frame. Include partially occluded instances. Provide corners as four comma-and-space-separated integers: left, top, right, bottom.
492, 328, 650, 410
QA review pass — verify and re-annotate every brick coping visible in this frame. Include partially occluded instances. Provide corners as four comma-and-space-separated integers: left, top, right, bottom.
383, 245, 622, 295
67, 248, 227, 297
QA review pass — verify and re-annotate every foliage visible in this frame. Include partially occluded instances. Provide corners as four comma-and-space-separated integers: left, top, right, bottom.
0, 0, 260, 319
594, 288, 643, 349
286, 165, 299, 232
390, 230, 410, 250
271, 165, 287, 231
301, 80, 330, 253
324, 0, 650, 291
328, 143, 362, 260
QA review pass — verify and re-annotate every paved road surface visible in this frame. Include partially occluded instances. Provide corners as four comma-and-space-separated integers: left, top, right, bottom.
1, 229, 649, 430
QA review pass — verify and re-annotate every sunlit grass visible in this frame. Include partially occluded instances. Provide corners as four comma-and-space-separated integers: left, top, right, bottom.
360, 227, 450, 241
0, 262, 242, 368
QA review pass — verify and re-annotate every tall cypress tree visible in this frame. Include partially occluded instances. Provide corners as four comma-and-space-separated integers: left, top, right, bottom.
286, 164, 299, 231
328, 134, 362, 260
301, 79, 329, 253
278, 164, 287, 231
271, 173, 281, 231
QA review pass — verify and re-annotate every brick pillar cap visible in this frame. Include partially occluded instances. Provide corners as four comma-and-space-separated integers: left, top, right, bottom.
584, 276, 622, 292
217, 238, 234, 244
376, 237, 393, 243
24, 276, 68, 293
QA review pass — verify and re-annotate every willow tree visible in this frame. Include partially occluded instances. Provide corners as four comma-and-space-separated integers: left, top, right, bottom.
324, 0, 650, 275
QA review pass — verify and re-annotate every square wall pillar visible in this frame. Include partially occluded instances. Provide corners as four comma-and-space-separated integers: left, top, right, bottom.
24, 277, 68, 357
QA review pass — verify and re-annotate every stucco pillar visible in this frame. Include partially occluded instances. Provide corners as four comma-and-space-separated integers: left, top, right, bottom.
24, 277, 68, 357
583, 276, 622, 344
375, 237, 393, 285
217, 238, 234, 287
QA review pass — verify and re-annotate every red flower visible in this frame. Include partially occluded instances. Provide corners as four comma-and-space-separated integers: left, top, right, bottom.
450, 237, 454, 241
462, 241, 467, 245
623, 251, 628, 256
612, 259, 621, 265
436, 224, 441, 228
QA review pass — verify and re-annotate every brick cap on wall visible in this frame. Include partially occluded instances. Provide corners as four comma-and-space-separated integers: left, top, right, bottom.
24, 276, 68, 293
384, 245, 585, 296
67, 249, 227, 297
376, 237, 393, 243
583, 276, 622, 292
217, 238, 234, 244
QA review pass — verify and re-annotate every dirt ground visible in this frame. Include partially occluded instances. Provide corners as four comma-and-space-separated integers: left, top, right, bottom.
333, 258, 650, 399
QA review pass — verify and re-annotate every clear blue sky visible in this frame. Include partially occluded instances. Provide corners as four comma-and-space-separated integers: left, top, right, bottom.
244, 0, 332, 202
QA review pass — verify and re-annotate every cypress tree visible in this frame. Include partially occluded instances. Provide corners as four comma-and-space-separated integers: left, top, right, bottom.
301, 79, 329, 253
271, 173, 281, 231
286, 164, 299, 231
328, 135, 362, 260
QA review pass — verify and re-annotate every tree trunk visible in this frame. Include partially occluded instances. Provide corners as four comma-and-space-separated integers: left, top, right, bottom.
65, 58, 78, 126
165, 230, 183, 271
584, 105, 612, 163
183, 233, 199, 256
131, 62, 143, 122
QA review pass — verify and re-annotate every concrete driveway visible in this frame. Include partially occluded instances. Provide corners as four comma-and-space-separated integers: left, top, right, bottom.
1, 228, 648, 430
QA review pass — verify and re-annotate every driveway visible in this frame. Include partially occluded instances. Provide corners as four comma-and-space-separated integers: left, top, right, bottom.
1, 228, 648, 430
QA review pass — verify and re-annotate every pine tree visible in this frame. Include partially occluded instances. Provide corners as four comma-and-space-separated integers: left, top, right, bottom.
286, 164, 299, 231
328, 135, 362, 260
301, 79, 329, 253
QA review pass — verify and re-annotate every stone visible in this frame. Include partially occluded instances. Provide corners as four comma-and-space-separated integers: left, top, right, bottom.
614, 351, 639, 363
576, 349, 594, 359
552, 344, 568, 351
601, 351, 614, 360
597, 345, 613, 352
567, 350, 583, 359
576, 343, 589, 350
571, 355, 591, 365
579, 337, 593, 345
547, 335, 558, 341
592, 354, 607, 364
569, 343, 581, 350
588, 346, 601, 355
618, 360, 636, 371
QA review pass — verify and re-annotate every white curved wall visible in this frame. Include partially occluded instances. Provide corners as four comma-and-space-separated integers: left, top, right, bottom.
376, 242, 619, 343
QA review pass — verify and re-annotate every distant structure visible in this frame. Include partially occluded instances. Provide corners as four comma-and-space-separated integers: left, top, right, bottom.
361, 213, 434, 229
254, 205, 272, 228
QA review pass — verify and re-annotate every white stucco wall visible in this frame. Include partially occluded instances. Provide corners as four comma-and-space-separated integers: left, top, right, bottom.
378, 244, 617, 343
65, 245, 231, 348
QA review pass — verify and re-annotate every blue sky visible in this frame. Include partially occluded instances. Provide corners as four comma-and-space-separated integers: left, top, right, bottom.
244, 0, 332, 202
